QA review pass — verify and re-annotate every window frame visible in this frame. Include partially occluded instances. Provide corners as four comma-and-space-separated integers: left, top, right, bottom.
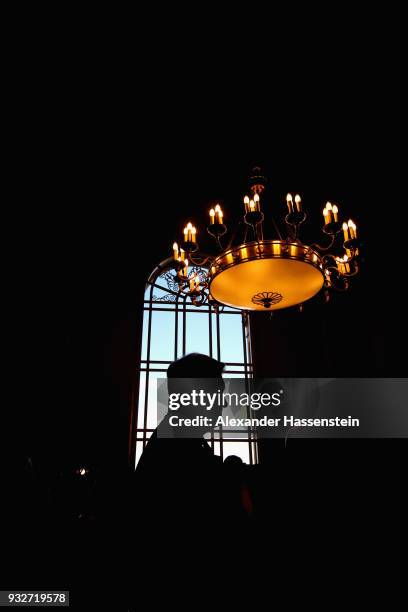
128, 258, 257, 466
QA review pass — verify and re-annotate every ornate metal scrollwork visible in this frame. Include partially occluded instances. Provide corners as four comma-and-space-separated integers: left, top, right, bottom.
251, 291, 283, 309
152, 293, 178, 303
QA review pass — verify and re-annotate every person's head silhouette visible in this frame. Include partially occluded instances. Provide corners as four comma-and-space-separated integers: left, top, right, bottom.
166, 353, 225, 436
167, 353, 225, 380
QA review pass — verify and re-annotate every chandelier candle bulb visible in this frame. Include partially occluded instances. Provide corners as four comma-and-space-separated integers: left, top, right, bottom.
214, 204, 223, 223
336, 258, 343, 274
244, 195, 250, 213
332, 205, 339, 222
286, 193, 294, 213
249, 199, 256, 212
209, 208, 215, 224
177, 257, 188, 278
326, 202, 333, 223
191, 226, 197, 243
187, 222, 193, 241
348, 219, 357, 239
295, 194, 302, 212
184, 222, 194, 242
336, 255, 350, 274
342, 222, 349, 241
323, 207, 329, 224
173, 242, 179, 260
254, 193, 260, 211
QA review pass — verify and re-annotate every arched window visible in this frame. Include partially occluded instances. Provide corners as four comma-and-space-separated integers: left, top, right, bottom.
129, 259, 257, 466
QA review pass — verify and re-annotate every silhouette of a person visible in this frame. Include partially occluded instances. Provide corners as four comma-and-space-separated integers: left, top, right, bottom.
134, 354, 228, 530
126, 353, 254, 599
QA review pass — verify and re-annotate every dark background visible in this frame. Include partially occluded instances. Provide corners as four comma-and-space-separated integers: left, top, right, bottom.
4, 23, 407, 601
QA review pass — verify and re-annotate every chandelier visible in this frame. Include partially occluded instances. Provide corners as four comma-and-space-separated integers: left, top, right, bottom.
169, 168, 360, 311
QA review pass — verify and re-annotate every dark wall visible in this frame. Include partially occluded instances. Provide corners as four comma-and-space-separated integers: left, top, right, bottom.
249, 261, 398, 379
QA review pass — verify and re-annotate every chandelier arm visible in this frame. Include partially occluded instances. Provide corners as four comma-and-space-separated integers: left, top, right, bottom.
190, 290, 208, 307
187, 253, 213, 266
344, 247, 359, 264
284, 212, 306, 242
177, 284, 189, 295
332, 280, 350, 292
321, 252, 338, 266
310, 233, 336, 252
284, 221, 295, 241
243, 225, 249, 244
271, 216, 283, 240
225, 221, 245, 250
252, 225, 265, 254
216, 236, 224, 251
324, 266, 350, 291
341, 263, 360, 278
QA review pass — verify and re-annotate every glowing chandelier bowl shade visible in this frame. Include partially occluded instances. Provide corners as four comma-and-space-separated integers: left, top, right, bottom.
208, 241, 324, 311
